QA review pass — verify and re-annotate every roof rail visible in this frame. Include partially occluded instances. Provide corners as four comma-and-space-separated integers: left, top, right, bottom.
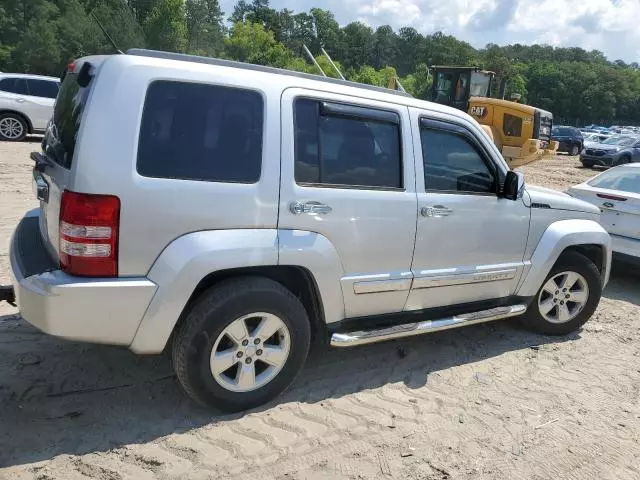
125, 48, 412, 98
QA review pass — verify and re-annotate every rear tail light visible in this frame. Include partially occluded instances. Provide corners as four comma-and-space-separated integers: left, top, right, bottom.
59, 191, 120, 277
597, 193, 627, 201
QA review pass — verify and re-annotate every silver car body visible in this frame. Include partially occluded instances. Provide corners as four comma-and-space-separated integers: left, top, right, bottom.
9, 51, 612, 354
0, 73, 60, 133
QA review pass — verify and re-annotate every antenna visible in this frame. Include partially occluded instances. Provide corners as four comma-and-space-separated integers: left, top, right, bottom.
320, 47, 345, 80
89, 9, 123, 54
302, 45, 326, 77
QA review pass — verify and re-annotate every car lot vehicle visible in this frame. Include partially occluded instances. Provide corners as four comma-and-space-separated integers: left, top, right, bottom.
568, 164, 640, 267
8, 50, 612, 412
580, 135, 640, 168
583, 132, 612, 146
0, 73, 59, 141
552, 125, 583, 155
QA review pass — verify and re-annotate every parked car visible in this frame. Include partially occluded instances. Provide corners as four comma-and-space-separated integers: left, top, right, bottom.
0, 73, 59, 141
551, 125, 583, 155
582, 132, 612, 146
8, 51, 612, 412
568, 164, 640, 266
580, 135, 640, 168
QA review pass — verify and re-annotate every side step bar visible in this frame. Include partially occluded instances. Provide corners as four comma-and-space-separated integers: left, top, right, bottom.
330, 304, 527, 347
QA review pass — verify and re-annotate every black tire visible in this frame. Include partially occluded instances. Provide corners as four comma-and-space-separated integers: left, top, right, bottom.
580, 160, 593, 168
521, 251, 602, 336
172, 276, 311, 412
570, 144, 580, 156
0, 113, 28, 141
618, 154, 631, 165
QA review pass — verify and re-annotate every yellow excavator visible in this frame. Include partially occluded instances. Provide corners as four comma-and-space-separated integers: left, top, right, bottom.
389, 67, 558, 168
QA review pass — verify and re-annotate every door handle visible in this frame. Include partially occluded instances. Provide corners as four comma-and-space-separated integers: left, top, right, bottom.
421, 205, 452, 218
290, 201, 332, 215
16, 98, 26, 103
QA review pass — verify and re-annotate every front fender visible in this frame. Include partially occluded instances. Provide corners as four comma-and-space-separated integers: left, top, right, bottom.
129, 229, 279, 354
516, 219, 612, 297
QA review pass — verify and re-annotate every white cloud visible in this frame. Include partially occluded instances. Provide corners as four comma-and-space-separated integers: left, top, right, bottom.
219, 0, 640, 62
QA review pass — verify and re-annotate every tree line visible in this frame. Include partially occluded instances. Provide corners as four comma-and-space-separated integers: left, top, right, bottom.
1, 0, 639, 125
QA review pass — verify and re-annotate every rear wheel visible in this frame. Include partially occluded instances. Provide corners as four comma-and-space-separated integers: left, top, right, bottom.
172, 277, 311, 411
0, 113, 27, 141
521, 251, 602, 336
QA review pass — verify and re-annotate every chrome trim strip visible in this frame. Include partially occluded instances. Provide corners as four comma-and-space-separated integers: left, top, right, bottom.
330, 305, 527, 347
353, 278, 412, 294
412, 268, 517, 289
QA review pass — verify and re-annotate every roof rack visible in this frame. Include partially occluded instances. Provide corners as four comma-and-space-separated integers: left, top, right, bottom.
126, 48, 412, 98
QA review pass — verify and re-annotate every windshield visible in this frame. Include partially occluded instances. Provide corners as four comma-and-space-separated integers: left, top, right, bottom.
601, 135, 637, 146
470, 71, 491, 97
588, 167, 640, 194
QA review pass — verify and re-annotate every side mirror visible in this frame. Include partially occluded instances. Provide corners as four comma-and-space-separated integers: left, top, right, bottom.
503, 171, 524, 200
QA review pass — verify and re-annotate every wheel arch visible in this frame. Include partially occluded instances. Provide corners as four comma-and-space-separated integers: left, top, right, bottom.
516, 219, 612, 297
168, 266, 327, 351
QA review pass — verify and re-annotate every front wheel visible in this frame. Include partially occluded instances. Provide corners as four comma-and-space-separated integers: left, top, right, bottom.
570, 144, 580, 156
172, 277, 311, 411
521, 251, 602, 336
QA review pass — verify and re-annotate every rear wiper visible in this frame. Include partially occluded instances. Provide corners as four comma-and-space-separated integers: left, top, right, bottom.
30, 151, 55, 172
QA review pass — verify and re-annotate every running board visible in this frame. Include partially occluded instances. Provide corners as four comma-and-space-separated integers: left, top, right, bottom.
330, 304, 527, 347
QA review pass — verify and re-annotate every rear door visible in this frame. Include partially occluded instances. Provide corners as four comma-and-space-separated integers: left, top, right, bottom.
25, 79, 58, 130
37, 61, 98, 259
279, 88, 417, 319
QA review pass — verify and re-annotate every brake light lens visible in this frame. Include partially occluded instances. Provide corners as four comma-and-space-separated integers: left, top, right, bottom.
597, 193, 627, 201
59, 191, 120, 277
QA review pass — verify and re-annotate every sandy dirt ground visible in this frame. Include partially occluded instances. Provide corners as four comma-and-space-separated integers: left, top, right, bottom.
0, 142, 639, 480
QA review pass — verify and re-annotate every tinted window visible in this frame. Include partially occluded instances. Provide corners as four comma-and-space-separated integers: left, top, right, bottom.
27, 79, 59, 99
0, 77, 28, 95
294, 99, 402, 189
138, 81, 263, 183
503, 113, 522, 137
42, 72, 90, 168
588, 168, 640, 194
421, 127, 496, 194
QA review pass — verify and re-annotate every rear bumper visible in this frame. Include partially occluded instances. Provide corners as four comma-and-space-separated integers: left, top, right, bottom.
610, 234, 640, 260
503, 139, 558, 168
9, 210, 157, 346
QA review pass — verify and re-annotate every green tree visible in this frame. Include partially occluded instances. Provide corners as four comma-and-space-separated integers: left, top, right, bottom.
144, 0, 188, 52
185, 0, 226, 56
224, 21, 292, 68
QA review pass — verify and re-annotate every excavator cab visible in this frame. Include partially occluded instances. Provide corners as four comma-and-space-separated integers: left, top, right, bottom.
430, 66, 494, 111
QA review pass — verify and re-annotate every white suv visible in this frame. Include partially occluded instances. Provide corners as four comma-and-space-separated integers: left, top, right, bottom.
8, 51, 611, 412
0, 73, 60, 141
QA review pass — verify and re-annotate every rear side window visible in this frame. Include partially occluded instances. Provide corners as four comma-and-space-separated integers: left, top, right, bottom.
27, 79, 59, 99
137, 81, 264, 183
293, 98, 402, 189
0, 77, 28, 95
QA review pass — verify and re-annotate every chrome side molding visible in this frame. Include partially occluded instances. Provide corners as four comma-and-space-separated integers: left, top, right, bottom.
330, 304, 527, 347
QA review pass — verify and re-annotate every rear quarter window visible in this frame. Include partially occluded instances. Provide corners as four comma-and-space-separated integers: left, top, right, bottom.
137, 80, 264, 183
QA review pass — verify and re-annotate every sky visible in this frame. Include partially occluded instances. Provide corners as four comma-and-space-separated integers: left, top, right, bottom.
219, 0, 640, 63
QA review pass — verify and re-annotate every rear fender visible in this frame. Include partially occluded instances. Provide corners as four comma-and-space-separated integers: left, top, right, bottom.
129, 229, 279, 354
516, 219, 611, 297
